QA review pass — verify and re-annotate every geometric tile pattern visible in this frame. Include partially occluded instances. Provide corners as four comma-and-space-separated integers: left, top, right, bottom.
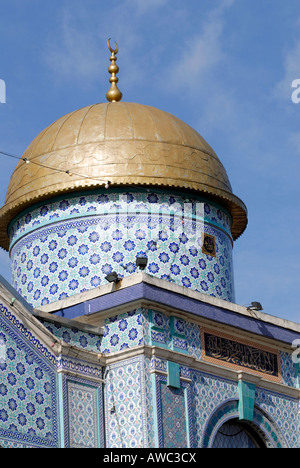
102, 309, 145, 354
1, 297, 298, 449
190, 368, 298, 448
39, 319, 102, 353
190, 369, 239, 447
160, 384, 187, 448
255, 387, 298, 448
0, 304, 58, 448
144, 356, 156, 448
104, 356, 148, 448
94, 305, 299, 418
100, 308, 204, 361
152, 373, 193, 448
280, 351, 299, 388
10, 190, 235, 307
66, 380, 100, 448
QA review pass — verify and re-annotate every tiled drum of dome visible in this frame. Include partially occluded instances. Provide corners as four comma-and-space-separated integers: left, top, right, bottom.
9, 191, 235, 307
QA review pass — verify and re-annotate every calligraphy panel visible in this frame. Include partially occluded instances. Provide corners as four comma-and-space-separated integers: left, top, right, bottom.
201, 328, 281, 382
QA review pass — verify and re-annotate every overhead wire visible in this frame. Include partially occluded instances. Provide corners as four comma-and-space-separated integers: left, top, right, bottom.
0, 147, 205, 215
0, 149, 110, 186
0, 149, 199, 199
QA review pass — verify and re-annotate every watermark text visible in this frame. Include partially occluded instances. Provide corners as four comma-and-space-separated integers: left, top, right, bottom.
0, 339, 6, 364
0, 79, 6, 104
291, 79, 300, 103
291, 339, 300, 364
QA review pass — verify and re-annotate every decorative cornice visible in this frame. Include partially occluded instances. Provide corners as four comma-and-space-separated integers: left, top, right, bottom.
102, 344, 300, 399
37, 272, 300, 348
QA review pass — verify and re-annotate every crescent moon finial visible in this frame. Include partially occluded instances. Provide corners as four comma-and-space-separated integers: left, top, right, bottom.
106, 39, 122, 103
107, 38, 119, 55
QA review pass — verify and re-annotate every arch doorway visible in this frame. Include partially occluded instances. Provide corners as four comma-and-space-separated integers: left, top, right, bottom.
212, 419, 266, 448
202, 400, 286, 448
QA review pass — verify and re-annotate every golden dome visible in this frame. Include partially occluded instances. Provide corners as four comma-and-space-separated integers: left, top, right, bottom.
0, 101, 247, 250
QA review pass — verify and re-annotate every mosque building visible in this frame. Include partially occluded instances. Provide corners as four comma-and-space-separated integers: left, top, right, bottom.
0, 41, 299, 449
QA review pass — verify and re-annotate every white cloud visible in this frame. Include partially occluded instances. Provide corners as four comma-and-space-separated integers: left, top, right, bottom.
288, 129, 300, 156
44, 8, 103, 84
273, 26, 300, 157
43, 0, 236, 93
168, 0, 235, 91
43, 0, 171, 87
127, 0, 169, 16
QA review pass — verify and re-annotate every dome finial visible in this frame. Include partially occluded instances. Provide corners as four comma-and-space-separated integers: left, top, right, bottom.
106, 38, 122, 103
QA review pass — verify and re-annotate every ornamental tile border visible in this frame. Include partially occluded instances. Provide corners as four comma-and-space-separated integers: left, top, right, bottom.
0, 303, 59, 448
153, 373, 193, 448
103, 355, 148, 448
61, 374, 105, 448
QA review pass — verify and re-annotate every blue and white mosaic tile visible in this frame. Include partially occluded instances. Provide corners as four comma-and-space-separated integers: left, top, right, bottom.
255, 387, 298, 448
39, 319, 102, 354
64, 377, 104, 448
144, 356, 156, 448
190, 368, 239, 447
0, 299, 299, 449
280, 351, 298, 388
101, 309, 145, 354
99, 308, 203, 359
9, 190, 235, 307
104, 356, 148, 448
160, 383, 188, 448
189, 369, 297, 448
0, 304, 59, 448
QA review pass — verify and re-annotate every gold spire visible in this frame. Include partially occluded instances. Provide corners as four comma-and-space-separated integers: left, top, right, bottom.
106, 38, 122, 102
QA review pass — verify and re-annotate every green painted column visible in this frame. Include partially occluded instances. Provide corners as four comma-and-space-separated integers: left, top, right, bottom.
238, 380, 256, 421
167, 361, 180, 389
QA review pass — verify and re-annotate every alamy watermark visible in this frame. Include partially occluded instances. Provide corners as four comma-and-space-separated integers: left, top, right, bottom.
291, 79, 300, 103
0, 79, 6, 104
104, 193, 206, 256
0, 338, 6, 364
292, 339, 300, 364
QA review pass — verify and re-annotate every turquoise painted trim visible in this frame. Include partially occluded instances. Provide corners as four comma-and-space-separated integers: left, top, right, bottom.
238, 380, 256, 421
170, 316, 188, 355
96, 388, 102, 448
159, 380, 190, 448
58, 373, 65, 448
151, 373, 160, 448
8, 187, 233, 250
9, 211, 97, 253
169, 316, 176, 337
183, 386, 191, 448
151, 341, 169, 350
148, 309, 168, 349
9, 209, 233, 254
167, 361, 180, 389
8, 185, 232, 231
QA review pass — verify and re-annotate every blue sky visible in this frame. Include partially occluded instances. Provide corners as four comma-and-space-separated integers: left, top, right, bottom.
0, 0, 299, 322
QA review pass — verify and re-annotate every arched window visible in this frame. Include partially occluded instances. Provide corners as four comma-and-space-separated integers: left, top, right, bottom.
212, 419, 266, 448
